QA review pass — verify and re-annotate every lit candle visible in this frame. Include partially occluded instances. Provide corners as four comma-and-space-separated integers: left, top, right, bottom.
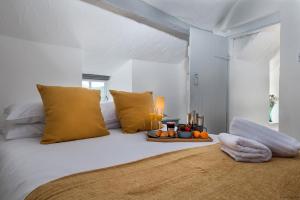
155, 96, 165, 116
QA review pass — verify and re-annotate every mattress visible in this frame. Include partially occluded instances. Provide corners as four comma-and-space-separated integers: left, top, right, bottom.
0, 129, 218, 200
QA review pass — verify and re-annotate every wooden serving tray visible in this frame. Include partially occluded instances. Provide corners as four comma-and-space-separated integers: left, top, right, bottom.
147, 136, 213, 142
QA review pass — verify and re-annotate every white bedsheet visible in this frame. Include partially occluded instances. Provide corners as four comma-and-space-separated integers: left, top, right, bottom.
0, 129, 218, 200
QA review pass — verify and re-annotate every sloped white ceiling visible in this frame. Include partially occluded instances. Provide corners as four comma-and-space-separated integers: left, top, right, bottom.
215, 0, 281, 34
141, 0, 238, 31
0, 0, 187, 73
234, 24, 280, 62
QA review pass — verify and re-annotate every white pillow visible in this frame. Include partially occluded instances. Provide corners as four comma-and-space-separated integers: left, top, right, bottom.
100, 101, 120, 129
106, 122, 121, 129
4, 102, 45, 124
3, 101, 120, 129
2, 123, 44, 140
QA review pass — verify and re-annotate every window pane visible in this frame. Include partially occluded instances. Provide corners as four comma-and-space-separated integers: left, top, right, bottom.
91, 81, 104, 89
82, 80, 89, 88
82, 79, 108, 102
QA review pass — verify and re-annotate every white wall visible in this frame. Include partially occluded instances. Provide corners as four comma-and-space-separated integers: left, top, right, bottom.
269, 51, 280, 97
132, 59, 188, 123
107, 60, 133, 100
0, 35, 82, 126
189, 27, 228, 134
229, 54, 269, 126
279, 1, 300, 140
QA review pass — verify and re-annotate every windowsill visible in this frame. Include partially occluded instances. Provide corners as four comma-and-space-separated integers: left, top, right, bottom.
267, 122, 279, 131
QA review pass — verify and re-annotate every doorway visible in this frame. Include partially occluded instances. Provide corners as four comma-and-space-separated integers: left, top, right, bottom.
228, 23, 280, 129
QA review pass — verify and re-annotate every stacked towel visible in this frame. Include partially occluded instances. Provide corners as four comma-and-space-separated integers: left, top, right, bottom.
230, 117, 300, 157
219, 133, 272, 162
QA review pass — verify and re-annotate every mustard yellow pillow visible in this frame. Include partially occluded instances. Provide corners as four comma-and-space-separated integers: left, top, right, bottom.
37, 84, 109, 144
110, 90, 157, 133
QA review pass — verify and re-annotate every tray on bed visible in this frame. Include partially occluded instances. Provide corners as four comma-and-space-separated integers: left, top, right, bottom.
146, 131, 213, 142
146, 137, 213, 142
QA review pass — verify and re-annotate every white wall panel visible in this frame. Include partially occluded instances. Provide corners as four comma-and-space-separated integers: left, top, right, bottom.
279, 1, 300, 140
189, 28, 228, 134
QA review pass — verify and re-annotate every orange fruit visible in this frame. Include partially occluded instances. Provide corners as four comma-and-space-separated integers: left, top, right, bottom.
156, 130, 162, 137
168, 131, 175, 137
160, 131, 169, 137
193, 131, 201, 138
200, 132, 209, 139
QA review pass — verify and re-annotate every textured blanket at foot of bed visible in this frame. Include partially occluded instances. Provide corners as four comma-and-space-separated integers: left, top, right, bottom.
25, 144, 300, 200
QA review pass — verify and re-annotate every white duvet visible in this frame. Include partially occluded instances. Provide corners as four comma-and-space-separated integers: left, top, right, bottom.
0, 129, 218, 200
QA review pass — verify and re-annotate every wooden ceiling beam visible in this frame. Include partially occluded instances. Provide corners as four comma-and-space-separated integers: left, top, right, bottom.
82, 0, 190, 41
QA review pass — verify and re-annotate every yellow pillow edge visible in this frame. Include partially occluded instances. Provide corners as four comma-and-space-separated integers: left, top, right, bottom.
37, 84, 110, 144
110, 89, 153, 114
40, 130, 110, 144
109, 90, 155, 133
110, 90, 153, 94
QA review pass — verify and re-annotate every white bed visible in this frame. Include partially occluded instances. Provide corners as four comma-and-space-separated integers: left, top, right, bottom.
0, 129, 218, 200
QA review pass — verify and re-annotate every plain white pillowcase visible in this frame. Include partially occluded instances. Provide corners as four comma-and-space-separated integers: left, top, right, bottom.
2, 123, 44, 140
4, 102, 45, 124
100, 101, 120, 129
2, 101, 120, 137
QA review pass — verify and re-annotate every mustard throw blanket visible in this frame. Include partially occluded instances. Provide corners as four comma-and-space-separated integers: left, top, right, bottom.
26, 144, 300, 200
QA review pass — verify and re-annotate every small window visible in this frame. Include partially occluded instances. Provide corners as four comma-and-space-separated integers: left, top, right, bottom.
91, 81, 105, 89
81, 74, 110, 102
82, 80, 90, 89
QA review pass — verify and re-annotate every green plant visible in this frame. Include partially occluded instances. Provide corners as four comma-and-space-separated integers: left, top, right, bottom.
269, 94, 278, 122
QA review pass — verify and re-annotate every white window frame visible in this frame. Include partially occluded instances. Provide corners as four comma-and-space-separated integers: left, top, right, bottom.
82, 79, 109, 102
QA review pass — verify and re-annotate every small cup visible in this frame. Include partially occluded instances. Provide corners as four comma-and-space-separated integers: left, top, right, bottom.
167, 122, 176, 131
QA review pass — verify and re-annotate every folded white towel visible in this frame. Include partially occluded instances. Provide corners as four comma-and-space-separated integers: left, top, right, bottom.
230, 117, 300, 157
219, 133, 272, 162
